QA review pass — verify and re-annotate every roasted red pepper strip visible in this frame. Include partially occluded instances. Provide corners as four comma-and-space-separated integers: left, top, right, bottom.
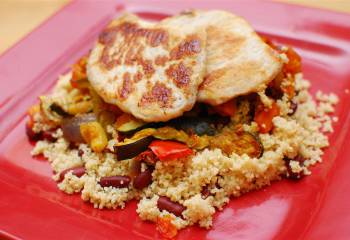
149, 140, 193, 161
254, 101, 280, 134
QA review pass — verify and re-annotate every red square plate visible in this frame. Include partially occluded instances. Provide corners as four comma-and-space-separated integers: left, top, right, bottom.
1, 1, 350, 239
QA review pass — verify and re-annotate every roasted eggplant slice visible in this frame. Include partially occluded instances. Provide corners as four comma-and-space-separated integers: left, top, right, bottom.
128, 127, 210, 150
210, 129, 263, 158
169, 117, 217, 136
152, 127, 189, 143
114, 136, 153, 160
115, 113, 147, 134
115, 114, 165, 135
50, 103, 71, 117
238, 132, 263, 158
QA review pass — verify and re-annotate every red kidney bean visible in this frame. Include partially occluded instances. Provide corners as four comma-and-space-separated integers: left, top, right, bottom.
284, 155, 306, 180
157, 196, 186, 217
129, 159, 141, 179
99, 176, 130, 188
78, 149, 84, 157
41, 131, 56, 142
59, 166, 86, 182
286, 168, 304, 180
133, 168, 153, 189
294, 155, 305, 164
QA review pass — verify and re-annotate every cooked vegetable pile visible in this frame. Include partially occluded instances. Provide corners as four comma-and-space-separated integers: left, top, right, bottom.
27, 42, 302, 180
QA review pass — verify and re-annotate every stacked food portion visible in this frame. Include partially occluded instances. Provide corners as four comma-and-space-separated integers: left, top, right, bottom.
27, 10, 338, 238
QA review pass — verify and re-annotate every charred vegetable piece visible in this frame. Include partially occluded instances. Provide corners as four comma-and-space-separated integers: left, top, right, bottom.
50, 103, 70, 117
90, 88, 105, 115
80, 121, 108, 152
129, 128, 157, 140
98, 110, 117, 129
236, 132, 263, 158
61, 113, 96, 143
40, 96, 64, 124
254, 100, 280, 134
152, 127, 189, 143
153, 127, 210, 150
115, 113, 146, 133
115, 136, 153, 160
149, 140, 193, 161
66, 100, 94, 115
169, 117, 216, 136
212, 99, 236, 117
130, 127, 210, 150
182, 103, 208, 117
210, 129, 263, 158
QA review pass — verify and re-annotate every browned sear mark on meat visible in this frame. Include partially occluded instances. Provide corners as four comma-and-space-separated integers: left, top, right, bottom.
118, 23, 168, 47
155, 56, 168, 66
133, 71, 143, 83
148, 29, 168, 47
170, 36, 201, 60
100, 50, 121, 70
98, 26, 120, 69
98, 26, 118, 45
98, 21, 169, 70
124, 48, 136, 65
140, 82, 172, 108
119, 72, 134, 100
166, 62, 192, 88
125, 46, 144, 66
139, 59, 155, 77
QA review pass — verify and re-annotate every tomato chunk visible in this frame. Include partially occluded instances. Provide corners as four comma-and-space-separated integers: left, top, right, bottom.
156, 215, 178, 239
283, 47, 302, 75
254, 101, 280, 133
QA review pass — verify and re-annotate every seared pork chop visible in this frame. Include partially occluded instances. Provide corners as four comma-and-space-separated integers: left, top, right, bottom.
87, 13, 206, 121
161, 10, 283, 105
